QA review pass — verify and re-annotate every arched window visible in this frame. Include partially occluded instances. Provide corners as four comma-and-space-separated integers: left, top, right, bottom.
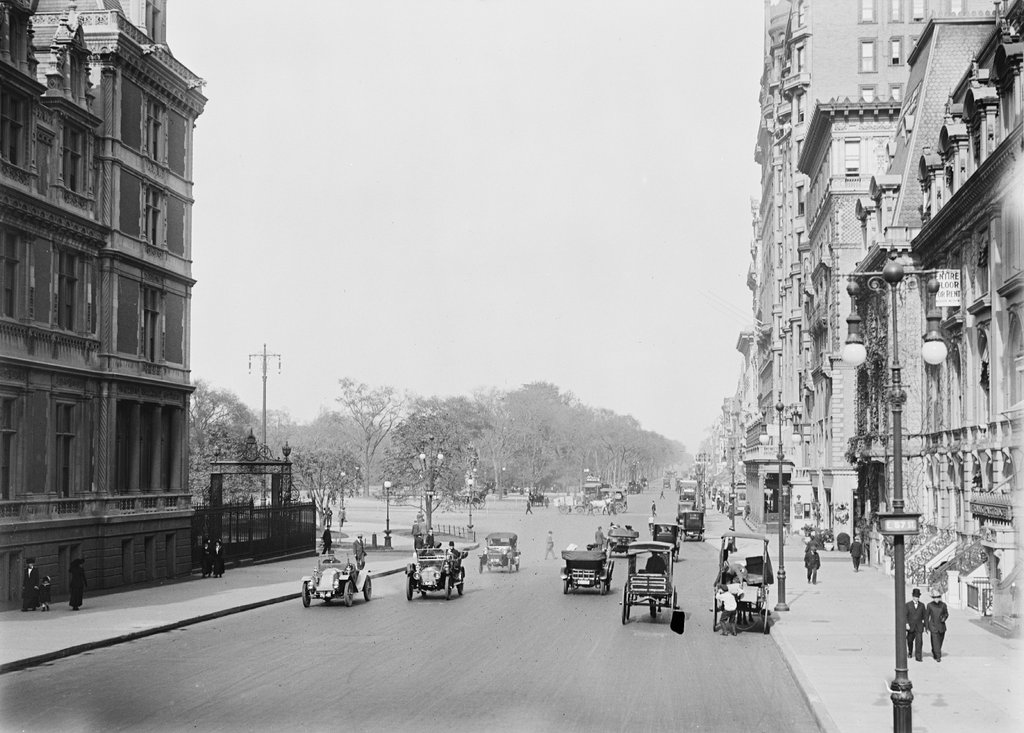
1007, 312, 1023, 407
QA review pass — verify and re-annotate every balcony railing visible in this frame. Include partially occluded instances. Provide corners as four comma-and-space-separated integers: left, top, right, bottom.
743, 444, 797, 463
0, 493, 192, 523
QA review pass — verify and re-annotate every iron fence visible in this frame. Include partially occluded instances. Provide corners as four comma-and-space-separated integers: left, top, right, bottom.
192, 502, 315, 569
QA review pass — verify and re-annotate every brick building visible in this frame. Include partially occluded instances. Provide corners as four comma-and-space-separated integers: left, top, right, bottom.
0, 0, 206, 602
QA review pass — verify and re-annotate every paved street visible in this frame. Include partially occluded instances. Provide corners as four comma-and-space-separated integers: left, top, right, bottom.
0, 494, 818, 733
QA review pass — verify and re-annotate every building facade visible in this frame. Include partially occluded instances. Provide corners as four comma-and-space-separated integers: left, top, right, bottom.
0, 0, 206, 602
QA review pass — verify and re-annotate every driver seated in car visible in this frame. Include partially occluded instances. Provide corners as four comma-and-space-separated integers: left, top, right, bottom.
643, 553, 667, 574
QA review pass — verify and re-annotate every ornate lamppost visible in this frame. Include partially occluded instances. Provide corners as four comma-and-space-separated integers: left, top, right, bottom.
418, 437, 444, 538
774, 400, 790, 613
383, 480, 392, 549
842, 256, 945, 733
467, 444, 479, 532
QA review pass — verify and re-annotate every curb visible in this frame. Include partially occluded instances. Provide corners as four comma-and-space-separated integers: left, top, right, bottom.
0, 545, 478, 675
769, 614, 842, 733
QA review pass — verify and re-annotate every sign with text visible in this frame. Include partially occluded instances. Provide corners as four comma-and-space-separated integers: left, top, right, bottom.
934, 269, 961, 307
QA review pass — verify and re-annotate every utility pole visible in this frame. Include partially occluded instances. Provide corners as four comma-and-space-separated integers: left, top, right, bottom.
248, 344, 281, 447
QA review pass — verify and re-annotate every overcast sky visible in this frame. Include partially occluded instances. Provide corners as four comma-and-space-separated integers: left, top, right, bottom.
167, 1, 764, 452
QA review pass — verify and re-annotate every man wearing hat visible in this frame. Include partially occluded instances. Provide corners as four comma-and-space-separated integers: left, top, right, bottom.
926, 589, 950, 662
352, 534, 366, 569
21, 557, 40, 611
905, 588, 928, 662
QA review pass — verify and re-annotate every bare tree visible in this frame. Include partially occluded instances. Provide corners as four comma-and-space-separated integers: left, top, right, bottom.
336, 378, 404, 496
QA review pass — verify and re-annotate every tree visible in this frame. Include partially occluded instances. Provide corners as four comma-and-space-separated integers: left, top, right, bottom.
336, 378, 404, 496
188, 380, 256, 503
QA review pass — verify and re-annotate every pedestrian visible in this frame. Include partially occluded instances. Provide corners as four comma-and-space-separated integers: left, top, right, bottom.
545, 531, 555, 560
68, 558, 87, 611
648, 515, 655, 535
716, 583, 737, 636
321, 527, 333, 555
906, 588, 927, 662
594, 526, 606, 550
525, 498, 534, 515
200, 538, 213, 578
804, 545, 820, 584
212, 539, 226, 578
353, 534, 367, 569
339, 507, 346, 527
659, 488, 665, 499
926, 589, 949, 662
651, 501, 657, 517
849, 536, 864, 572
325, 507, 333, 529
38, 575, 52, 611
21, 557, 39, 612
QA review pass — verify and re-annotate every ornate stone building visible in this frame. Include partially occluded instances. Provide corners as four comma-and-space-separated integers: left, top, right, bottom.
0, 0, 206, 602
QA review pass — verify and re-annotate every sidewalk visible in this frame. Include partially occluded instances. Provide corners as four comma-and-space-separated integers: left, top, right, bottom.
765, 524, 1024, 733
0, 517, 473, 673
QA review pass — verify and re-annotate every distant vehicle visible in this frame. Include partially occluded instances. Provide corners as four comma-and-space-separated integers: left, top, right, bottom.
561, 546, 613, 594
406, 546, 467, 600
301, 553, 371, 608
651, 523, 681, 560
480, 532, 521, 573
677, 479, 698, 503
608, 526, 640, 556
679, 510, 705, 542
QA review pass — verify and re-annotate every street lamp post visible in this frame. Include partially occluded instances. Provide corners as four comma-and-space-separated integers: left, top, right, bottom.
774, 399, 790, 613
467, 444, 479, 532
843, 257, 945, 733
383, 480, 392, 549
418, 437, 444, 539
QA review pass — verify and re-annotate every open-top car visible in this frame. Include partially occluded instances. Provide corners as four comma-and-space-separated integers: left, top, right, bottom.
607, 525, 640, 556
561, 545, 613, 594
480, 532, 521, 573
621, 541, 678, 624
301, 553, 371, 608
407, 546, 467, 600
651, 523, 681, 560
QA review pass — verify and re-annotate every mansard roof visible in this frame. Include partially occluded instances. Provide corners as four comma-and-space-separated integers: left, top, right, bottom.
35, 0, 124, 12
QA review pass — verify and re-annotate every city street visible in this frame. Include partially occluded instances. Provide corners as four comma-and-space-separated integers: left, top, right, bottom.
0, 496, 819, 733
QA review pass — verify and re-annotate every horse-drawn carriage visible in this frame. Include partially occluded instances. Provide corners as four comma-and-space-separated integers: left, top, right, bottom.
560, 546, 613, 594
713, 530, 774, 634
620, 541, 678, 624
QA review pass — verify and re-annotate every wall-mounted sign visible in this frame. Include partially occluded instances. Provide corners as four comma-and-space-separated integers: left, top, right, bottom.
971, 501, 1012, 520
934, 269, 961, 307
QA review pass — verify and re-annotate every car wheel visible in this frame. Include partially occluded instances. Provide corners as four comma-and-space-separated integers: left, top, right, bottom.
445, 579, 452, 601
457, 579, 464, 596
479, 560, 484, 574
599, 580, 607, 596
563, 579, 570, 595
363, 577, 372, 602
762, 608, 771, 634
672, 589, 679, 610
406, 576, 414, 601
650, 600, 658, 619
301, 582, 311, 608
344, 582, 354, 608
621, 587, 631, 625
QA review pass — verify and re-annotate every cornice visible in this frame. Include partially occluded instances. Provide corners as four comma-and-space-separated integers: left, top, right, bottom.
0, 186, 108, 247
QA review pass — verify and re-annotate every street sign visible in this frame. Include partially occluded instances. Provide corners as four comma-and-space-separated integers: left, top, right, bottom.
877, 513, 921, 536
934, 269, 961, 307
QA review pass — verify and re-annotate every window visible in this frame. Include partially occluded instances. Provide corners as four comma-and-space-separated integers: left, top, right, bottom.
0, 397, 14, 500
1, 231, 17, 318
861, 0, 875, 21
860, 41, 876, 73
891, 38, 903, 66
950, 0, 963, 14
912, 0, 925, 20
797, 0, 807, 26
55, 403, 74, 498
890, 85, 903, 101
845, 139, 861, 175
861, 86, 876, 102
145, 187, 162, 244
796, 94, 805, 123
62, 126, 84, 193
142, 287, 161, 362
796, 185, 806, 217
796, 45, 806, 73
890, 0, 901, 21
57, 250, 76, 330
145, 98, 164, 161
0, 91, 27, 166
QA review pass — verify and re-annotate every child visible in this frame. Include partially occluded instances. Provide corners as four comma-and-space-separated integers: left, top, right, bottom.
716, 582, 737, 636
38, 575, 52, 612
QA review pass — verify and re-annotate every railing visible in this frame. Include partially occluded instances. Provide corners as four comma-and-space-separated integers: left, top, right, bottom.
0, 493, 192, 522
192, 502, 315, 567
432, 523, 476, 543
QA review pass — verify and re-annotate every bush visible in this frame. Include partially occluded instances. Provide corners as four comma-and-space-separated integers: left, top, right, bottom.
836, 532, 851, 551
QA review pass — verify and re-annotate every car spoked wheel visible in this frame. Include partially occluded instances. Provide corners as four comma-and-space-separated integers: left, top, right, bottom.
363, 577, 372, 602
344, 581, 355, 607
563, 579, 570, 594
445, 577, 452, 600
301, 582, 311, 608
457, 569, 465, 596
406, 576, 414, 601
621, 588, 631, 625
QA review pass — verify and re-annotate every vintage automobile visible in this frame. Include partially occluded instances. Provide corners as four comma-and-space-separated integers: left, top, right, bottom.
679, 510, 705, 542
479, 532, 521, 573
301, 553, 371, 608
607, 525, 640, 556
651, 522, 681, 560
713, 530, 774, 634
561, 546, 613, 594
407, 546, 467, 600
621, 541, 678, 624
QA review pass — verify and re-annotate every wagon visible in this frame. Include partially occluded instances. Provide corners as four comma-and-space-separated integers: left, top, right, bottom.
620, 541, 678, 624
712, 530, 774, 634
561, 546, 613, 594
679, 510, 705, 541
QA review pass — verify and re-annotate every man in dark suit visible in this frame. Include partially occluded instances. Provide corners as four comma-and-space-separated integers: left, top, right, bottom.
926, 589, 950, 662
21, 557, 40, 611
906, 588, 928, 661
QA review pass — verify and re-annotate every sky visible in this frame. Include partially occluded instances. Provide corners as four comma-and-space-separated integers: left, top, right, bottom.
167, 0, 765, 452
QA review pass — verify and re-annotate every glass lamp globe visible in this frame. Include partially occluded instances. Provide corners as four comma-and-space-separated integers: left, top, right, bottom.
921, 339, 948, 366
759, 432, 770, 446
842, 342, 867, 366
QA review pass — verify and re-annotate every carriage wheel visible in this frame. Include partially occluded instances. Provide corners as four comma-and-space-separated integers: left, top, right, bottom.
650, 600, 658, 619
672, 589, 678, 610
712, 594, 720, 632
734, 602, 757, 632
621, 587, 631, 625
762, 607, 771, 634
